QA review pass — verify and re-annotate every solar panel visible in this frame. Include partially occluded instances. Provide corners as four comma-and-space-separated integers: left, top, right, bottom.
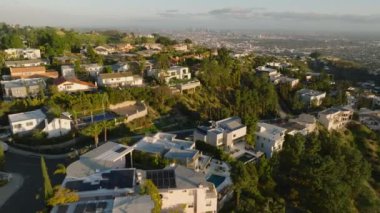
74, 204, 86, 213
57, 205, 69, 213
115, 147, 127, 153
97, 202, 108, 210
85, 203, 96, 213
146, 170, 176, 189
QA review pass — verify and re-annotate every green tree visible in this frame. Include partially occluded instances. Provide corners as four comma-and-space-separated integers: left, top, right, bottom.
104, 65, 113, 73
141, 179, 162, 213
81, 123, 103, 147
99, 120, 116, 142
41, 156, 53, 201
0, 145, 4, 170
184, 38, 192, 44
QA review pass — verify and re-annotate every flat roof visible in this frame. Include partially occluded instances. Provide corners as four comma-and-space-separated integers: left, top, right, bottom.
113, 195, 154, 213
256, 122, 287, 140
52, 195, 154, 213
216, 116, 246, 131
66, 142, 134, 178
8, 109, 46, 123
64, 169, 136, 192
319, 106, 353, 115
297, 88, 325, 97
164, 148, 199, 160
99, 72, 133, 79
1, 78, 45, 88
82, 142, 134, 162
134, 133, 194, 155
144, 165, 213, 190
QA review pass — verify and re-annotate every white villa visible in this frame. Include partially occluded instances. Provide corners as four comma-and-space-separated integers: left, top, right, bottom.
144, 166, 218, 213
358, 108, 380, 131
61, 65, 75, 78
297, 88, 326, 107
148, 66, 191, 84
318, 106, 354, 131
5, 59, 48, 68
97, 72, 143, 88
134, 133, 199, 169
54, 77, 97, 93
194, 116, 247, 150
255, 122, 287, 158
5, 48, 41, 60
8, 109, 71, 138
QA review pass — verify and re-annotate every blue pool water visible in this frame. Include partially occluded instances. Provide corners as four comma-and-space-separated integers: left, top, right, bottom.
81, 112, 118, 124
207, 175, 225, 188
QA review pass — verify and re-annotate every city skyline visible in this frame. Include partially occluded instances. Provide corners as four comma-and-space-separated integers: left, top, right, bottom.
1, 0, 380, 32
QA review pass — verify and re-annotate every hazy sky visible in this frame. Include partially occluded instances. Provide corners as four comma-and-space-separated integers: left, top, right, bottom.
1, 0, 380, 32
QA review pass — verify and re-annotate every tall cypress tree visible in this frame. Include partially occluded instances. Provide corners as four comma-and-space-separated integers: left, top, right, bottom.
40, 156, 53, 200
0, 145, 4, 170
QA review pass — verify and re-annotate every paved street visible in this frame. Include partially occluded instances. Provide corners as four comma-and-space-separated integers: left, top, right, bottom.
0, 173, 23, 208
0, 152, 72, 213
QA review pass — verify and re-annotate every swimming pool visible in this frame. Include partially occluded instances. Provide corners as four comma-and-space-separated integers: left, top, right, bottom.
81, 112, 118, 124
207, 174, 225, 188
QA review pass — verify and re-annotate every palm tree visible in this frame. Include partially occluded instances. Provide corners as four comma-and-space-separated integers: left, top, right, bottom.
99, 120, 116, 142
81, 123, 103, 147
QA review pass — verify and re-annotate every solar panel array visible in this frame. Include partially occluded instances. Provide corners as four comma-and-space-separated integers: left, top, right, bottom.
146, 170, 176, 189
115, 147, 127, 153
65, 170, 135, 192
74, 201, 107, 213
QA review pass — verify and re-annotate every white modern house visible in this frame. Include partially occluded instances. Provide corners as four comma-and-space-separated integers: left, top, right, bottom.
8, 109, 71, 138
94, 45, 115, 55
134, 133, 199, 169
297, 89, 326, 107
194, 116, 247, 149
5, 48, 41, 60
256, 66, 278, 77
61, 65, 75, 78
111, 62, 129, 72
97, 72, 143, 88
109, 101, 148, 123
144, 166, 218, 213
277, 76, 300, 88
66, 142, 135, 178
318, 106, 354, 131
266, 62, 292, 69
81, 64, 103, 77
54, 77, 97, 93
8, 109, 46, 135
1, 78, 46, 99
148, 66, 191, 84
358, 108, 380, 131
255, 122, 287, 158
172, 44, 188, 52
5, 59, 48, 68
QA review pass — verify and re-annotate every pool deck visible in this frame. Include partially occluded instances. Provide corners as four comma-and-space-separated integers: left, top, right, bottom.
205, 159, 232, 192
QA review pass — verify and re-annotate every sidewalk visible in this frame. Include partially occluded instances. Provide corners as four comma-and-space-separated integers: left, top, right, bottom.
0, 173, 24, 208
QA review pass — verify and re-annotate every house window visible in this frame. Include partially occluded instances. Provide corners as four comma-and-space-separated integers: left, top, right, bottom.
261, 143, 264, 148
26, 122, 34, 126
14, 124, 22, 129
